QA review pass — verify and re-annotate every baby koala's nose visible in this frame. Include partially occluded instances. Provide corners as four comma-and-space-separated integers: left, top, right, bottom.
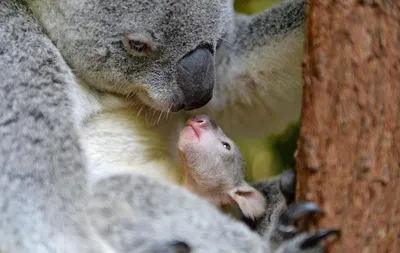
190, 114, 210, 130
187, 114, 218, 131
193, 115, 210, 125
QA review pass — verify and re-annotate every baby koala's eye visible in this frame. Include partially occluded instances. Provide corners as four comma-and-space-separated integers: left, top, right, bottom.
222, 142, 231, 151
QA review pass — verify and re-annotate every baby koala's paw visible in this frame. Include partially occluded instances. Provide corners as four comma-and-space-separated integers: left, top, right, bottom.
268, 202, 340, 253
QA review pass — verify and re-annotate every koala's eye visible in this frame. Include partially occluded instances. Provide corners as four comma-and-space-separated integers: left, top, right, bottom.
222, 142, 231, 151
123, 32, 156, 57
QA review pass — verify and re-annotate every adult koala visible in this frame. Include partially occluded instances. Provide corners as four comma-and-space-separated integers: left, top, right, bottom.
1, 0, 338, 253
26, 0, 306, 184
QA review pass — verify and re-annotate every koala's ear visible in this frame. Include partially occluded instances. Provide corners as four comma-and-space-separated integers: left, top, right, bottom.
229, 184, 266, 220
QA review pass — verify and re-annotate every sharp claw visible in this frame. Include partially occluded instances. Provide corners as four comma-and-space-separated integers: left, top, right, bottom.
166, 240, 191, 253
279, 202, 325, 226
300, 229, 341, 249
277, 202, 325, 239
279, 169, 296, 205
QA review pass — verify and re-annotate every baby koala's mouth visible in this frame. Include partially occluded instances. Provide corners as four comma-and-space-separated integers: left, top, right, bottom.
184, 124, 201, 140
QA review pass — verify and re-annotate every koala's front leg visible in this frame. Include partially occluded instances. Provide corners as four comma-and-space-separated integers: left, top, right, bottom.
268, 202, 340, 253
240, 169, 339, 253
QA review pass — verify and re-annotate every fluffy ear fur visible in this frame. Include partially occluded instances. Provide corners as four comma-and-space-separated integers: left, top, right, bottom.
229, 183, 266, 220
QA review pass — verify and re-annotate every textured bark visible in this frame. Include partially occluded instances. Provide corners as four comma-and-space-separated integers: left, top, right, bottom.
295, 1, 400, 253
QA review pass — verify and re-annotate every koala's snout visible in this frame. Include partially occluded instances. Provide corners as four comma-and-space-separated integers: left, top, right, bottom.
177, 47, 215, 111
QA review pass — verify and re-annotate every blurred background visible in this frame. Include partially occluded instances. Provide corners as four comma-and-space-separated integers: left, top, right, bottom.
235, 0, 281, 14
232, 0, 300, 182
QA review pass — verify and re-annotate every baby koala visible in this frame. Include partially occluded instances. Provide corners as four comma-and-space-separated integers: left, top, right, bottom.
178, 114, 266, 220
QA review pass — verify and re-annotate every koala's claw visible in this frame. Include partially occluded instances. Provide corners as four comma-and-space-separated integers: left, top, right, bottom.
273, 203, 340, 253
279, 201, 324, 226
299, 229, 340, 249
278, 201, 325, 239
144, 240, 191, 253
279, 169, 296, 205
167, 240, 191, 253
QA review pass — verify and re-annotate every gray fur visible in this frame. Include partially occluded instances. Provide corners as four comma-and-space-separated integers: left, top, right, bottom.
89, 173, 330, 253
0, 1, 103, 252
1, 0, 336, 253
89, 174, 268, 253
247, 177, 287, 236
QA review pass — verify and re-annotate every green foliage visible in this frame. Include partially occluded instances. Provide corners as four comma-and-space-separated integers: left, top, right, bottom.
266, 122, 299, 172
236, 121, 299, 182
235, 0, 281, 14
233, 0, 300, 182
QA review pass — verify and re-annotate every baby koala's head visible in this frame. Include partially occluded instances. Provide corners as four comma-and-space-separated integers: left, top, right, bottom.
178, 114, 266, 220
178, 114, 244, 190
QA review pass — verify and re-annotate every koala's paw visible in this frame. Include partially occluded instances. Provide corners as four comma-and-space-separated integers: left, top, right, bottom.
270, 202, 340, 253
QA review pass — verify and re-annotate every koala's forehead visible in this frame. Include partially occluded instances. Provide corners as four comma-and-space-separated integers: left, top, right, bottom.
79, 0, 228, 45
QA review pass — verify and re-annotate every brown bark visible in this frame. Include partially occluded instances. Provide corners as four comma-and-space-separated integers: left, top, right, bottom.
295, 1, 400, 253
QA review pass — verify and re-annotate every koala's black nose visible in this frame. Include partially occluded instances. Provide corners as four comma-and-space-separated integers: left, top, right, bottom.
177, 47, 215, 111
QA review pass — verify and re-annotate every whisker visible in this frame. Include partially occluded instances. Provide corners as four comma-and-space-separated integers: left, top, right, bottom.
166, 104, 173, 120
137, 104, 145, 119
219, 38, 246, 53
205, 104, 214, 114
157, 109, 164, 125
152, 108, 157, 124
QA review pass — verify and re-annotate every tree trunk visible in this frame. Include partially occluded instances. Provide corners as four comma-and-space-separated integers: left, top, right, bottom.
295, 1, 400, 252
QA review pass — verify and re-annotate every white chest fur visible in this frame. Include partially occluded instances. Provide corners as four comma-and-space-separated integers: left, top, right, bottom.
73, 82, 185, 186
